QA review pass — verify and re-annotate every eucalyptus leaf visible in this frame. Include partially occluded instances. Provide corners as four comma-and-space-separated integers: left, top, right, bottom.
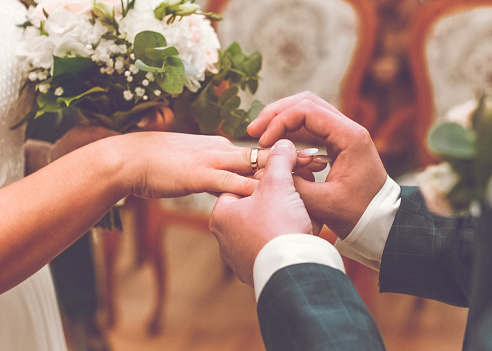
218, 86, 239, 105
156, 66, 184, 95
145, 46, 179, 61
134, 31, 167, 66
243, 52, 262, 76
247, 78, 259, 94
427, 122, 476, 159
222, 109, 248, 139
248, 100, 265, 121
135, 59, 165, 73
220, 95, 240, 119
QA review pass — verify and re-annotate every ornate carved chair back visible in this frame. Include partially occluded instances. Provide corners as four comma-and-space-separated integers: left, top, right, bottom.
408, 0, 492, 166
207, 0, 378, 134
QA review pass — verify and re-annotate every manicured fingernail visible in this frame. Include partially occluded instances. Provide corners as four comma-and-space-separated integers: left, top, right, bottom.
313, 155, 331, 164
271, 139, 291, 150
297, 148, 318, 158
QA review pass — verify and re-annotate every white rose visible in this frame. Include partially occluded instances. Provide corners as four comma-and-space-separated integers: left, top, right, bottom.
416, 162, 459, 217
163, 15, 220, 92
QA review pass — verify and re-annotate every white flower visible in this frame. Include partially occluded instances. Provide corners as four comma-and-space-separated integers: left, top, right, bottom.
37, 83, 51, 93
123, 90, 134, 101
146, 72, 155, 82
135, 87, 146, 97
29, 0, 93, 26
54, 39, 93, 58
444, 99, 477, 128
154, 90, 161, 96
416, 162, 459, 217
161, 15, 220, 92
17, 27, 56, 70
114, 57, 126, 73
54, 87, 64, 96
93, 0, 124, 21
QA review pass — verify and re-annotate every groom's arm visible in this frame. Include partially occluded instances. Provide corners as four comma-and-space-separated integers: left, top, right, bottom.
254, 236, 386, 351
379, 186, 477, 307
335, 183, 477, 307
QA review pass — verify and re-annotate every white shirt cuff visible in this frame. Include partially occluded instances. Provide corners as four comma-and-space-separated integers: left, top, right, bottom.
334, 175, 401, 271
253, 234, 345, 301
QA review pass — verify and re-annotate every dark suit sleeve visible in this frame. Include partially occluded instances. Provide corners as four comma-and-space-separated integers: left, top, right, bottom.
257, 263, 385, 351
379, 186, 478, 307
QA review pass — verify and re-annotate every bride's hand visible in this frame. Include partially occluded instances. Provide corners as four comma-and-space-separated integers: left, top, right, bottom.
247, 91, 387, 239
114, 132, 272, 199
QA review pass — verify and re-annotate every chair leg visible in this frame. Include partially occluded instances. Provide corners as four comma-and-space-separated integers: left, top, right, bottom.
101, 230, 121, 329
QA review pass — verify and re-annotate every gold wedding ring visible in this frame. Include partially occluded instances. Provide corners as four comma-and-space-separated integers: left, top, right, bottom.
250, 148, 259, 173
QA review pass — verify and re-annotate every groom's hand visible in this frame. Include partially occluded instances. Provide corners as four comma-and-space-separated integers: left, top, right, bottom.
248, 92, 387, 239
209, 139, 312, 286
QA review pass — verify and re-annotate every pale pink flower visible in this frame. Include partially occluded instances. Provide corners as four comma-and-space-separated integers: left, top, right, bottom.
417, 162, 458, 217
444, 99, 477, 128
29, 0, 93, 25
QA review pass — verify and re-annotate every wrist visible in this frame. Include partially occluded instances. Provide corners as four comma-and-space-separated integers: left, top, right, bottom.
90, 135, 133, 202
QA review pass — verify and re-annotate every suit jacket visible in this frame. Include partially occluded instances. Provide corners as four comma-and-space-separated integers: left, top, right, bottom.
379, 186, 478, 307
257, 186, 482, 350
257, 263, 385, 351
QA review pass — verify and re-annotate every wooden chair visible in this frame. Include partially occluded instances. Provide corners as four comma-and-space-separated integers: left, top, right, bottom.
407, 0, 492, 166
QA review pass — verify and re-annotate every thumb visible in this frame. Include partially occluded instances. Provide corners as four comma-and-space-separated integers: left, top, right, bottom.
259, 139, 298, 190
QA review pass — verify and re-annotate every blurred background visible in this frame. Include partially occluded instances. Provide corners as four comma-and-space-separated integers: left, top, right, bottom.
58, 0, 492, 349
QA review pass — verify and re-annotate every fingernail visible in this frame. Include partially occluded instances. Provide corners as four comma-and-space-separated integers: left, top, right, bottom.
313, 155, 331, 164
248, 119, 258, 128
297, 148, 318, 158
271, 139, 291, 150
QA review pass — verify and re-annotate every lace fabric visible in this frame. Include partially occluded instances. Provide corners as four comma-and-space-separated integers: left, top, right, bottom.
0, 0, 26, 188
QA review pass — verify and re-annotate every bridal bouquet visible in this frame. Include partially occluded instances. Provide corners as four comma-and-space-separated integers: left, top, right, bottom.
15, 0, 263, 139
418, 95, 492, 217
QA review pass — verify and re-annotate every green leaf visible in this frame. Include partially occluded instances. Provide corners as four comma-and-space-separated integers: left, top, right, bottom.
145, 46, 179, 61
224, 42, 242, 57
154, 2, 170, 21
134, 31, 168, 66
53, 56, 95, 77
156, 66, 184, 95
222, 109, 248, 139
243, 52, 262, 76
248, 100, 265, 121
427, 122, 476, 159
247, 78, 259, 94
218, 86, 239, 105
474, 101, 492, 187
220, 95, 240, 119
56, 87, 106, 108
135, 59, 165, 73
198, 105, 222, 134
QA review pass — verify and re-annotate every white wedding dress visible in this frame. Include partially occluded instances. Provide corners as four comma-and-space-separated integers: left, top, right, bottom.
0, 1, 67, 350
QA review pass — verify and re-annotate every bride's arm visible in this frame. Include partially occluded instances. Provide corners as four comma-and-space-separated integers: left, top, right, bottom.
0, 131, 262, 293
